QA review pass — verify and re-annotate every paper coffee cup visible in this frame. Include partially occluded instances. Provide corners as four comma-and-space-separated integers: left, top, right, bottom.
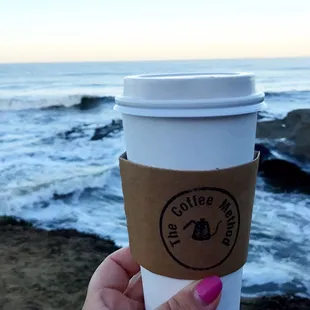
115, 73, 265, 310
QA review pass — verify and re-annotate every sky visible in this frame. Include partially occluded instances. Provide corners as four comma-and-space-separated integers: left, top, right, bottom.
0, 0, 310, 63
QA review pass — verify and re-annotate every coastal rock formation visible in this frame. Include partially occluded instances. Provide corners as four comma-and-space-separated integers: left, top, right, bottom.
259, 158, 310, 193
59, 109, 310, 161
255, 143, 310, 193
255, 109, 310, 192
240, 295, 310, 310
59, 119, 123, 141
257, 109, 310, 161
60, 123, 90, 140
90, 119, 123, 141
57, 110, 310, 193
1, 217, 309, 310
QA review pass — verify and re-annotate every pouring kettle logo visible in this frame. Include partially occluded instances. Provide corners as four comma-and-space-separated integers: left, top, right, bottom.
160, 187, 240, 270
183, 218, 222, 241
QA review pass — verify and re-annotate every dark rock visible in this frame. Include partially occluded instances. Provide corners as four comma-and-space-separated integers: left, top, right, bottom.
53, 192, 74, 200
59, 119, 123, 141
255, 143, 310, 193
90, 119, 123, 141
257, 118, 285, 140
257, 109, 310, 160
60, 123, 90, 140
255, 143, 273, 165
241, 294, 310, 310
259, 159, 310, 193
0, 216, 33, 227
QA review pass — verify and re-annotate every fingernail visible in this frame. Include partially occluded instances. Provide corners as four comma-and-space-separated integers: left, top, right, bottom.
195, 276, 222, 305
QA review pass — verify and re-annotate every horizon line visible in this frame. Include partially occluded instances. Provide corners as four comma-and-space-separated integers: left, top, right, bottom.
0, 55, 309, 66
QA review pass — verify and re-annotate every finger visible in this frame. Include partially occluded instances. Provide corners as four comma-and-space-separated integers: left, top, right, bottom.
124, 272, 144, 303
156, 276, 222, 310
88, 247, 140, 294
208, 294, 221, 310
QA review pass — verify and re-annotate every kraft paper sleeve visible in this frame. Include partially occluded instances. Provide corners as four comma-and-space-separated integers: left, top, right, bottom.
119, 152, 260, 279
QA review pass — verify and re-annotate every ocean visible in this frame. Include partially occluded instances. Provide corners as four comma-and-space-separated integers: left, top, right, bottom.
0, 58, 309, 298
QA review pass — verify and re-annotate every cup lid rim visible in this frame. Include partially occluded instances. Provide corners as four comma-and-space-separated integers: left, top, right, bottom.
123, 71, 255, 80
115, 71, 266, 117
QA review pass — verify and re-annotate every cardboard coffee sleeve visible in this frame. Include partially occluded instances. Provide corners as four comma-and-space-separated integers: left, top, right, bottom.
119, 152, 260, 279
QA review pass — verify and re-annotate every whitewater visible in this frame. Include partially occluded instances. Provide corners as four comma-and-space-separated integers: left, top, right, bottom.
0, 58, 309, 298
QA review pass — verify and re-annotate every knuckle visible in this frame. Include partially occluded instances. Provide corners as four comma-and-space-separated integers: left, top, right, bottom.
166, 296, 189, 310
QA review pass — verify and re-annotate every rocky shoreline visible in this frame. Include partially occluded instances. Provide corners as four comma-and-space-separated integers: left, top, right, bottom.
256, 109, 310, 194
1, 217, 309, 310
1, 109, 310, 309
257, 109, 310, 161
59, 109, 310, 194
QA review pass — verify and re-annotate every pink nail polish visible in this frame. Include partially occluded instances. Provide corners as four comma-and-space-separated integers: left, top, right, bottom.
196, 276, 222, 305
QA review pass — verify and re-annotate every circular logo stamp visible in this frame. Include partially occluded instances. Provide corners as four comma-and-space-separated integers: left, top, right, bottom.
159, 187, 240, 270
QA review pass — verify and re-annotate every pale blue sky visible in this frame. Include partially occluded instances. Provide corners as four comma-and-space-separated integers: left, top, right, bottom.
0, 0, 309, 63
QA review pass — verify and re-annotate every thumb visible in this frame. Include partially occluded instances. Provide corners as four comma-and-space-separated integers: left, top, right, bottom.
156, 276, 222, 310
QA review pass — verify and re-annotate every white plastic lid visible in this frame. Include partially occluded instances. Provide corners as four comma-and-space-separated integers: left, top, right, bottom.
114, 72, 265, 117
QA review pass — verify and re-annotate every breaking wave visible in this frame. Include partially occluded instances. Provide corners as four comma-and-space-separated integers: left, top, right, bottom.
265, 90, 310, 99
0, 95, 115, 111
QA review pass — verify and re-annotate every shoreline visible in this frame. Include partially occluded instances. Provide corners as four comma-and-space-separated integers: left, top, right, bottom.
1, 216, 309, 310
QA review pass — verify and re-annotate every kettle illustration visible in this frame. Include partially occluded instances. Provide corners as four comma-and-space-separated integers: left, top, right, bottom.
183, 218, 222, 241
